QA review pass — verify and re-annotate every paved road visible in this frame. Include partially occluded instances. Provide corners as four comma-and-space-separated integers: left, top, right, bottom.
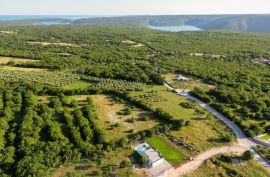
164, 83, 270, 176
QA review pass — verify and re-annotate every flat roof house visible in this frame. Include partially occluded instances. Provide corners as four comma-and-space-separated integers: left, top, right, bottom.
135, 143, 164, 168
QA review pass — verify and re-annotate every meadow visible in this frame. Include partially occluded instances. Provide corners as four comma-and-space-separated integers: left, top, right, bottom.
129, 85, 235, 152
147, 136, 187, 166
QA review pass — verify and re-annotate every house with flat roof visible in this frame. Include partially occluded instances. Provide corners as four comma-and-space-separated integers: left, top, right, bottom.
135, 143, 164, 168
175, 74, 188, 82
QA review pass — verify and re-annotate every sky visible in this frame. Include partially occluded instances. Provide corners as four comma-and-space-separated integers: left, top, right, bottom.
0, 0, 269, 15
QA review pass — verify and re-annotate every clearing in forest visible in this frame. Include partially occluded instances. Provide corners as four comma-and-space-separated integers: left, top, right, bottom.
0, 56, 39, 64
27, 41, 80, 47
90, 94, 159, 141
51, 149, 136, 177
129, 85, 235, 152
0, 30, 16, 34
122, 40, 144, 48
163, 73, 215, 91
0, 66, 47, 72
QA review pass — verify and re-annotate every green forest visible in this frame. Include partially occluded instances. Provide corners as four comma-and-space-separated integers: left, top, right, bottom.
0, 25, 270, 176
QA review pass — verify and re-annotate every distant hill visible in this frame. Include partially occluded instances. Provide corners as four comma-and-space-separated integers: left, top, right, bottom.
72, 14, 270, 32
1, 15, 270, 32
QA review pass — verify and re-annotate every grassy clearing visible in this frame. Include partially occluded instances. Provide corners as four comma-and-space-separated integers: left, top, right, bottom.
91, 95, 159, 141
63, 80, 93, 90
65, 94, 159, 141
146, 136, 187, 166
51, 149, 137, 177
129, 85, 199, 120
163, 73, 215, 91
37, 96, 53, 104
260, 134, 270, 141
0, 65, 47, 72
27, 41, 80, 47
129, 85, 235, 152
0, 56, 39, 64
185, 156, 270, 177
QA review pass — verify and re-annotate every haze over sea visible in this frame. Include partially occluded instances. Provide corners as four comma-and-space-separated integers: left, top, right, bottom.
0, 15, 203, 32
0, 15, 99, 21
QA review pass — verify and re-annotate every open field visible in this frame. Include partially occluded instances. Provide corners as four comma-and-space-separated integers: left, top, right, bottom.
185, 155, 270, 177
0, 56, 39, 64
163, 73, 215, 91
147, 136, 187, 166
129, 85, 200, 120
91, 95, 159, 141
27, 41, 80, 47
51, 149, 136, 177
0, 65, 47, 71
66, 94, 159, 141
129, 85, 235, 152
122, 40, 144, 48
0, 30, 16, 34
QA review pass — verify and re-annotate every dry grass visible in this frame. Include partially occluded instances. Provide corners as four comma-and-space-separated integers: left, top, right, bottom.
37, 96, 53, 104
186, 157, 270, 177
91, 95, 159, 141
122, 40, 144, 48
27, 41, 79, 47
122, 40, 137, 44
0, 56, 38, 64
0, 31, 16, 35
0, 66, 48, 72
133, 43, 144, 48
51, 149, 136, 177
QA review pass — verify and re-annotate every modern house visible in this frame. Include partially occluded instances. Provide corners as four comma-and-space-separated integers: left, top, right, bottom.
135, 143, 164, 168
175, 74, 188, 81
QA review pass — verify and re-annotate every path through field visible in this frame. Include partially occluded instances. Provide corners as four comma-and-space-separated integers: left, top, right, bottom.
164, 83, 270, 176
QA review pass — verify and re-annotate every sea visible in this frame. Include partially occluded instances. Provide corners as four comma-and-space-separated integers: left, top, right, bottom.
148, 25, 202, 32
0, 16, 203, 31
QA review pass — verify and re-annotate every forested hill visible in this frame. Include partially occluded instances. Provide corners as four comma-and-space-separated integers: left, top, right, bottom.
1, 15, 270, 32
72, 14, 270, 32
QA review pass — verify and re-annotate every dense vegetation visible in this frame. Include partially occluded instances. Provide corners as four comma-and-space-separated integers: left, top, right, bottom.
0, 82, 108, 176
0, 24, 270, 176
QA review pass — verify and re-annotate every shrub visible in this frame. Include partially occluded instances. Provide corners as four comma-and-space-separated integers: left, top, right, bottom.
120, 159, 132, 168
243, 150, 253, 160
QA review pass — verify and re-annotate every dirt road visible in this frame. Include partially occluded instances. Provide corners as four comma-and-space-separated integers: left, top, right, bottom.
166, 143, 246, 177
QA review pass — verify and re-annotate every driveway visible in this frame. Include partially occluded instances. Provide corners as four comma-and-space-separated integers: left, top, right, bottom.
149, 160, 172, 177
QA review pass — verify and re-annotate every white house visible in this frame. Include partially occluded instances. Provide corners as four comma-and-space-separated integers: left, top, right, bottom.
175, 74, 188, 81
135, 143, 164, 168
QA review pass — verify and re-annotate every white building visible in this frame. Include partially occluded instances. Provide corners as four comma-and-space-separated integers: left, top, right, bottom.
135, 143, 164, 168
175, 74, 188, 81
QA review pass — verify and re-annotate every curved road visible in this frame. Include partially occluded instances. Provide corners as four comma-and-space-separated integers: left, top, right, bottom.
164, 84, 270, 176
166, 143, 246, 177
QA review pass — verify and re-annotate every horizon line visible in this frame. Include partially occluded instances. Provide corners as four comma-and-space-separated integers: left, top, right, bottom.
0, 13, 270, 16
